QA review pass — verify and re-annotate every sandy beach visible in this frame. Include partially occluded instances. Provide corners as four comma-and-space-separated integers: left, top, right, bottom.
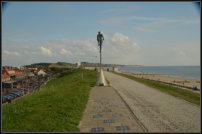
119, 71, 200, 93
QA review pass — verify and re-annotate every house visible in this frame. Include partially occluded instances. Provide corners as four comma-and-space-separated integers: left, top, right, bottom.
12, 67, 17, 70
37, 69, 46, 77
2, 74, 10, 82
17, 66, 25, 70
6, 70, 15, 75
6, 70, 16, 79
76, 62, 81, 68
15, 70, 26, 89
27, 72, 35, 77
113, 66, 119, 72
15, 70, 25, 79
15, 70, 24, 75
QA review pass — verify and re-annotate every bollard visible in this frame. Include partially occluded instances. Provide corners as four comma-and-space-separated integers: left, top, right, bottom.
193, 86, 198, 90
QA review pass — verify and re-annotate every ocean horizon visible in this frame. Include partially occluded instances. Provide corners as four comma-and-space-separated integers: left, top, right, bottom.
104, 66, 200, 80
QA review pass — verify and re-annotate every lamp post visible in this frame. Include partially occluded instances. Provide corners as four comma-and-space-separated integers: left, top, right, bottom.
96, 31, 107, 86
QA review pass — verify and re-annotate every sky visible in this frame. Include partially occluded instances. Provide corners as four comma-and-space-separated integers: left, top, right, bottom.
2, 2, 200, 66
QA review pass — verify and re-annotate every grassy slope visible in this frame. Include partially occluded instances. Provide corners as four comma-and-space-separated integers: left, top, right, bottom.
2, 69, 98, 132
113, 72, 200, 106
49, 64, 71, 68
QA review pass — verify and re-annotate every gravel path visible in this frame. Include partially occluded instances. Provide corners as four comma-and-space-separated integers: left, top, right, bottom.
104, 71, 200, 132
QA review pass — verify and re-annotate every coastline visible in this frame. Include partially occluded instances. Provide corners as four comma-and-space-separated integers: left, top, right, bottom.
118, 71, 200, 93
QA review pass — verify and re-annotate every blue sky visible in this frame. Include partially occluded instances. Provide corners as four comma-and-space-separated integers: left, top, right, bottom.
2, 2, 200, 66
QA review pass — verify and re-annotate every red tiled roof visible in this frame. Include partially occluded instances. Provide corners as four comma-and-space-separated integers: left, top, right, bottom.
6, 70, 16, 76
15, 70, 24, 76
2, 74, 10, 78
16, 72, 24, 76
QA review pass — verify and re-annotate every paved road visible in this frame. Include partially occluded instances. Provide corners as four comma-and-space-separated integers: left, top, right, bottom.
104, 71, 200, 132
79, 86, 146, 132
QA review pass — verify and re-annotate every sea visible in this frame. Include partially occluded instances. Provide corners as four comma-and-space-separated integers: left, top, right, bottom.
104, 66, 200, 80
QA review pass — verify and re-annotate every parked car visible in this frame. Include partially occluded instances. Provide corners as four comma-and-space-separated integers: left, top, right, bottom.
11, 91, 21, 97
3, 94, 15, 101
18, 88, 29, 94
7, 93, 18, 98
2, 95, 13, 103
16, 90, 24, 95
22, 88, 29, 92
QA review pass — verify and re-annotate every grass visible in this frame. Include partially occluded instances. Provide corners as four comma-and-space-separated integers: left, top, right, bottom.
2, 69, 98, 132
112, 71, 200, 106
49, 63, 72, 68
106, 78, 110, 86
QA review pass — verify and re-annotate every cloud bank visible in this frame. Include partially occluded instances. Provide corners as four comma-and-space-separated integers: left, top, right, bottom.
2, 32, 199, 66
2, 32, 140, 66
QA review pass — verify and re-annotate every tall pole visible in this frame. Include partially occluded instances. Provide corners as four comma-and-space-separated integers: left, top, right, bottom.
96, 31, 107, 86
100, 47, 102, 72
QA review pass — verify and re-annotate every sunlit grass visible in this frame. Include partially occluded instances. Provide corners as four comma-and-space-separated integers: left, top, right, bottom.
2, 69, 98, 132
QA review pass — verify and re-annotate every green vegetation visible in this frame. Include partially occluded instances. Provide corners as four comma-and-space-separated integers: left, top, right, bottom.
113, 72, 200, 106
49, 62, 74, 69
106, 78, 110, 86
2, 69, 98, 132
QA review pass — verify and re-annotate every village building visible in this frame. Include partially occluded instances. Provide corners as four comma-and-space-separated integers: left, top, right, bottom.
2, 74, 11, 82
76, 62, 81, 68
6, 70, 16, 79
37, 69, 46, 77
113, 66, 119, 72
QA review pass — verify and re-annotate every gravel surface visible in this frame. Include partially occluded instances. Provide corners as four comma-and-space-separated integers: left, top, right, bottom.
104, 71, 200, 132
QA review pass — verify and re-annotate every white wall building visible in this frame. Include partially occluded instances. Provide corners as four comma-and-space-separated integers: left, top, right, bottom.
113, 66, 119, 72
76, 62, 81, 68
37, 70, 46, 77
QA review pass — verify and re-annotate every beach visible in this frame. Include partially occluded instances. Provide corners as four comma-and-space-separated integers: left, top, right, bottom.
119, 71, 200, 93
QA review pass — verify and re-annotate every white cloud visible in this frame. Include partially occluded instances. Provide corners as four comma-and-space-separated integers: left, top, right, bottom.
99, 16, 165, 25
136, 26, 156, 32
138, 43, 200, 66
98, 17, 124, 25
60, 48, 72, 56
128, 16, 165, 21
102, 32, 140, 64
178, 50, 186, 57
2, 32, 199, 66
44, 32, 140, 64
3, 32, 138, 65
182, 19, 200, 24
4, 50, 20, 56
40, 46, 53, 56
54, 3, 75, 12
172, 48, 187, 57
102, 5, 139, 14
100, 16, 199, 25
99, 16, 199, 33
